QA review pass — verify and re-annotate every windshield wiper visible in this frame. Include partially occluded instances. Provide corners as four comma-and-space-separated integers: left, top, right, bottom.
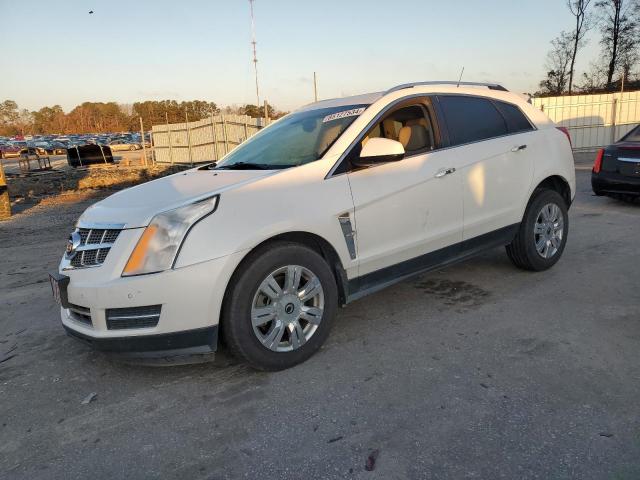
217, 162, 271, 170
198, 162, 217, 170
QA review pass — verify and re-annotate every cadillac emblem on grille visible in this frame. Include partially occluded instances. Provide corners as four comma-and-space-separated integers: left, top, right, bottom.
66, 231, 82, 257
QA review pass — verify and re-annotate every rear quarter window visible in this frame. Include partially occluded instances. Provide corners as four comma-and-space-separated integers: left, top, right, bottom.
621, 125, 640, 142
493, 101, 534, 133
438, 95, 508, 146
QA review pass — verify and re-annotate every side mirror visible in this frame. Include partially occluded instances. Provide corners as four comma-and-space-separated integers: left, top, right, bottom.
353, 137, 405, 167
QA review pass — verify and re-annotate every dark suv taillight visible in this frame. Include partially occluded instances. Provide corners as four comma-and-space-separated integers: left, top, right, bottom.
593, 148, 604, 173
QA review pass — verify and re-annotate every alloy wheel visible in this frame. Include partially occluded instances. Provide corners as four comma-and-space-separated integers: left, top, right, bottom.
534, 202, 564, 259
251, 265, 325, 352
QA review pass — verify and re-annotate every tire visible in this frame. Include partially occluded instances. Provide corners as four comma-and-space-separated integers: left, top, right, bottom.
506, 189, 569, 271
221, 242, 338, 371
129, 145, 136, 151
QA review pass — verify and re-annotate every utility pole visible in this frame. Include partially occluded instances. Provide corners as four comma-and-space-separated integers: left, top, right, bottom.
313, 72, 318, 102
249, 0, 260, 107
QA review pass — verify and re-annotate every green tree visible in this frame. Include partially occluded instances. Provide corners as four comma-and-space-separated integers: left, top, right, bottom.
65, 102, 131, 133
567, 0, 593, 93
32, 105, 66, 133
538, 32, 574, 95
133, 100, 219, 129
595, 0, 640, 85
0, 100, 20, 135
240, 103, 280, 119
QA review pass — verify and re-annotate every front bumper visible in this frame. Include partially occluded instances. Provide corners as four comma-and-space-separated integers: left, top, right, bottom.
592, 171, 640, 196
59, 250, 246, 356
63, 324, 218, 355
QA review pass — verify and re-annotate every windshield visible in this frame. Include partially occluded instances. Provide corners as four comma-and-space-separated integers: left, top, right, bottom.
217, 104, 368, 169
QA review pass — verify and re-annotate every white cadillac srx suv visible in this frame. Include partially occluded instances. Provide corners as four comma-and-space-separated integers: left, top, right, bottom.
51, 82, 575, 370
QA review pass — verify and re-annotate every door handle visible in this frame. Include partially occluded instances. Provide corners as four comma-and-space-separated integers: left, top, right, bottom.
435, 167, 456, 178
511, 144, 527, 152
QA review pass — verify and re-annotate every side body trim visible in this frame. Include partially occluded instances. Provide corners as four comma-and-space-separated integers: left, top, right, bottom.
338, 212, 357, 260
346, 224, 519, 303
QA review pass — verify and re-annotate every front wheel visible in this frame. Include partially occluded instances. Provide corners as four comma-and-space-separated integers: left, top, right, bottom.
221, 242, 338, 371
506, 189, 569, 271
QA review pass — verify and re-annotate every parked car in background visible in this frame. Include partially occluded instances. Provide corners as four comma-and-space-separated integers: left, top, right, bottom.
49, 141, 68, 154
52, 81, 575, 371
0, 143, 22, 158
592, 124, 640, 200
107, 139, 142, 151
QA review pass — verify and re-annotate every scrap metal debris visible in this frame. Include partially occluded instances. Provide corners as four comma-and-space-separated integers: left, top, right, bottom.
81, 392, 97, 405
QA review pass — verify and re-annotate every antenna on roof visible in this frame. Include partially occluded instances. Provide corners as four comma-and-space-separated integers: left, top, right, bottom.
456, 66, 465, 88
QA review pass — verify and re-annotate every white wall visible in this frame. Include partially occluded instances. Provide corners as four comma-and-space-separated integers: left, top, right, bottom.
532, 91, 640, 151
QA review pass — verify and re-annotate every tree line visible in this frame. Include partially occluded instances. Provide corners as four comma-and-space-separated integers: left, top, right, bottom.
538, 0, 640, 96
0, 99, 286, 136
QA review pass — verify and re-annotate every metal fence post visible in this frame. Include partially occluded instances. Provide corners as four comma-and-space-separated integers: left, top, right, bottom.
222, 116, 229, 155
0, 158, 11, 220
610, 97, 618, 144
210, 110, 219, 161
165, 112, 174, 165
149, 131, 155, 165
185, 110, 193, 166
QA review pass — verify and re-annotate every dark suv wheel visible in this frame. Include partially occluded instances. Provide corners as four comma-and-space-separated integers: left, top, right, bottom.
221, 242, 338, 371
506, 189, 569, 271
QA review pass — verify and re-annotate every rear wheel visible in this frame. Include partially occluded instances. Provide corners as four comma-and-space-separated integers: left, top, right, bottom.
221, 242, 338, 371
506, 189, 569, 271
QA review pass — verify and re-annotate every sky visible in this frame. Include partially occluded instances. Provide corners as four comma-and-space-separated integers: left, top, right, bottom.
0, 0, 602, 113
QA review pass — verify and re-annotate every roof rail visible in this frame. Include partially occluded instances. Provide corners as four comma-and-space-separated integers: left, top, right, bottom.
385, 81, 508, 94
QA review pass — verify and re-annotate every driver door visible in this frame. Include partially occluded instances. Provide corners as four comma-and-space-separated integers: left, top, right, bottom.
345, 99, 464, 285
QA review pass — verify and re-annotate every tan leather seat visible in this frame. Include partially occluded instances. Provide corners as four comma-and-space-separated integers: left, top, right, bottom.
382, 118, 400, 140
406, 118, 434, 148
398, 124, 429, 152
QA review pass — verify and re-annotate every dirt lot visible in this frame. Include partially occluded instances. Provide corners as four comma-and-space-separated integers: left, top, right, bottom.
1, 150, 150, 175
1, 167, 639, 479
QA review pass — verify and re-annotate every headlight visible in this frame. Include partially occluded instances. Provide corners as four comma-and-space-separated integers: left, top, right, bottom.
122, 195, 219, 276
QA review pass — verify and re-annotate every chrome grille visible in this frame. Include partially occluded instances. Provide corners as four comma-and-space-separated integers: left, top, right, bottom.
87, 229, 103, 244
66, 226, 122, 269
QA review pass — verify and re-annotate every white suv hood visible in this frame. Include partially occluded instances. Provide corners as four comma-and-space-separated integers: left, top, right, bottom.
78, 168, 277, 228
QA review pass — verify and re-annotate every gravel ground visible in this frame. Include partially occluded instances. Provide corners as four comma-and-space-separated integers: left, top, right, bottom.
0, 167, 639, 479
1, 150, 149, 175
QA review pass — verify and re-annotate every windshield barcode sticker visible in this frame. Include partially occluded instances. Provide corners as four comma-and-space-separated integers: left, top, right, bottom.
322, 107, 366, 123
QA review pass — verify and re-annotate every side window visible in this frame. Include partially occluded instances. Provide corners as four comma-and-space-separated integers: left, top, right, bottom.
361, 104, 435, 155
493, 101, 534, 133
438, 95, 508, 146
